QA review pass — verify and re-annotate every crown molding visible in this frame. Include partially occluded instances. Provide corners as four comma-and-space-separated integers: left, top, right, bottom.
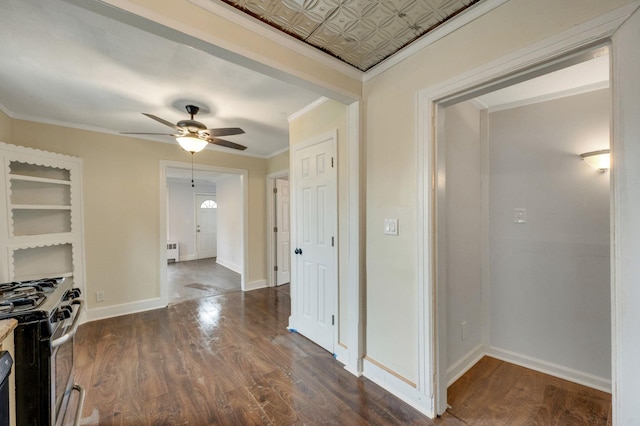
287, 97, 330, 122
266, 145, 290, 159
7, 112, 273, 159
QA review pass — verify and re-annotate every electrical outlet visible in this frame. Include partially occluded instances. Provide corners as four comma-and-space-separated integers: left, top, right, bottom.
96, 291, 105, 302
461, 321, 468, 341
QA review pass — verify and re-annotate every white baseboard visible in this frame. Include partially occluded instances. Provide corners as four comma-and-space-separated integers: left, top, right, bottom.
244, 279, 267, 291
83, 297, 167, 323
178, 254, 196, 262
447, 344, 485, 386
216, 257, 241, 274
488, 346, 612, 393
363, 358, 433, 418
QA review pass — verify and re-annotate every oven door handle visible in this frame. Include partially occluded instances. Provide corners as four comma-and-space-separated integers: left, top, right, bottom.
51, 299, 84, 349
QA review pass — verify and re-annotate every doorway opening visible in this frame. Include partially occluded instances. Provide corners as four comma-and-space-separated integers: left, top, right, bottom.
428, 45, 613, 418
160, 160, 249, 305
266, 170, 291, 288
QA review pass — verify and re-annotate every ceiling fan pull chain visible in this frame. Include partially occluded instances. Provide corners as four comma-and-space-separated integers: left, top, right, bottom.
191, 152, 195, 188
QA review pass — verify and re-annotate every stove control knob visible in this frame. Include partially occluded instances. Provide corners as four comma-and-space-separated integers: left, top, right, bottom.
64, 289, 81, 300
54, 306, 73, 322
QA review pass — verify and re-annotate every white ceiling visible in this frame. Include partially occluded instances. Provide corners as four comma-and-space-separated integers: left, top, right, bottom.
0, 0, 321, 158
474, 53, 610, 111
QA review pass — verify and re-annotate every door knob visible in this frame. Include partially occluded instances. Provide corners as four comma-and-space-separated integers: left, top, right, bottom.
294, 248, 302, 255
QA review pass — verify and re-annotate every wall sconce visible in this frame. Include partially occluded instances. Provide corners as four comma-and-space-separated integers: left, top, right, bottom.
580, 149, 610, 172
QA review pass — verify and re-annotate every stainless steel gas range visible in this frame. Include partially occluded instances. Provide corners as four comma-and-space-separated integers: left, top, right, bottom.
0, 277, 84, 426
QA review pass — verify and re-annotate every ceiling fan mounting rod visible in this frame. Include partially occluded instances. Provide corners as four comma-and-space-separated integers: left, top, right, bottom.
185, 104, 199, 120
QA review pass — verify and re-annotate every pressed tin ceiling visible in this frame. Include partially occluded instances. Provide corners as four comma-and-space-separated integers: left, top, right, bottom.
217, 0, 482, 71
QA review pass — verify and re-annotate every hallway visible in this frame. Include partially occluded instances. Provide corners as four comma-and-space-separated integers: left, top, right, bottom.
167, 258, 241, 304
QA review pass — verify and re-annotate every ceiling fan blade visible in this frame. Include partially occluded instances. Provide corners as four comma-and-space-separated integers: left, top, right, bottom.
142, 113, 181, 130
120, 132, 177, 136
208, 138, 247, 151
206, 127, 245, 137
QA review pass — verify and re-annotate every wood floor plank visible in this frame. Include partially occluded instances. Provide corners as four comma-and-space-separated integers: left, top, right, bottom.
448, 358, 526, 421
447, 356, 612, 426
224, 387, 272, 425
247, 370, 303, 425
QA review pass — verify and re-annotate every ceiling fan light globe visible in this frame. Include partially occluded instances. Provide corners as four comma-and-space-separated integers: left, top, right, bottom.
176, 135, 208, 153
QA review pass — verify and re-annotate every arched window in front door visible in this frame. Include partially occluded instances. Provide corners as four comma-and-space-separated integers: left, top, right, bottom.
200, 199, 217, 209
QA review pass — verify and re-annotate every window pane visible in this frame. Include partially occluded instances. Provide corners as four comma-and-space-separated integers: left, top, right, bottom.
200, 199, 217, 209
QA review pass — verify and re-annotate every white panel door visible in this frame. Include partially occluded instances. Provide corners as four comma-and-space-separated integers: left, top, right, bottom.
293, 137, 337, 353
612, 7, 640, 424
195, 194, 217, 259
275, 178, 291, 286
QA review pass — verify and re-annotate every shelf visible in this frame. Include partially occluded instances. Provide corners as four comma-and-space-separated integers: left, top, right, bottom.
10, 178, 71, 206
9, 161, 70, 181
14, 271, 73, 282
12, 243, 73, 281
11, 204, 72, 210
12, 209, 72, 236
8, 174, 71, 185
7, 233, 74, 248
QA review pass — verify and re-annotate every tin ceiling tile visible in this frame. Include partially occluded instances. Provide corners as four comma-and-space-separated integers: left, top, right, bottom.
219, 0, 483, 70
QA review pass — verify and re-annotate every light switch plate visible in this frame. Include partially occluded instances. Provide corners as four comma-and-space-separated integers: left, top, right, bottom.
384, 218, 398, 235
514, 208, 526, 224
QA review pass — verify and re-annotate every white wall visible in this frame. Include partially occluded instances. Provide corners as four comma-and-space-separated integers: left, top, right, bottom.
216, 175, 242, 273
444, 101, 483, 377
488, 89, 611, 386
167, 179, 216, 261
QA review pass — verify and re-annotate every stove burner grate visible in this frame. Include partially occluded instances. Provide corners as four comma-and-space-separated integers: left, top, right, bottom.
0, 292, 46, 314
0, 278, 61, 314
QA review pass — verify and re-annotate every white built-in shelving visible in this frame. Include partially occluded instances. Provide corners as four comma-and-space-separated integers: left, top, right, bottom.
0, 142, 85, 286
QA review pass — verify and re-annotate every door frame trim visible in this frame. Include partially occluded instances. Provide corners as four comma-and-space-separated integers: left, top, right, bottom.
416, 3, 638, 418
266, 169, 289, 287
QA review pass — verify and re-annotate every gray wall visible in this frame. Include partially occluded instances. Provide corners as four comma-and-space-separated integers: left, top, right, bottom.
444, 101, 484, 376
488, 89, 611, 383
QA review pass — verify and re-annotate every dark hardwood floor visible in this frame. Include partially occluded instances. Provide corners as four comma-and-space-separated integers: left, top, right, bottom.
447, 356, 612, 425
72, 286, 439, 425
71, 286, 611, 425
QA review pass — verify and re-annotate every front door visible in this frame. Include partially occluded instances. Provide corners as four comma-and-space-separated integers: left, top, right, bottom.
275, 178, 291, 286
291, 135, 337, 353
195, 193, 217, 259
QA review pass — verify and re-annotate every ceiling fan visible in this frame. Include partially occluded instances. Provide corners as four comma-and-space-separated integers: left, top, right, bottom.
121, 105, 247, 152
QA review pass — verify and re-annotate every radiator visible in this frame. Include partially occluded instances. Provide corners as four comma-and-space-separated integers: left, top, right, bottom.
167, 241, 179, 263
